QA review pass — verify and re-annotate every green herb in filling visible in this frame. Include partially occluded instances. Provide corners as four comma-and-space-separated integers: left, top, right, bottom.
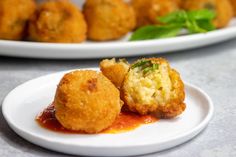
132, 60, 159, 75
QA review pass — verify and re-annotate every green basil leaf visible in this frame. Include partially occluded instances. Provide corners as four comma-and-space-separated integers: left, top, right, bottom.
185, 9, 215, 33
186, 20, 207, 33
131, 60, 150, 69
196, 20, 216, 31
130, 25, 182, 41
129, 9, 216, 41
187, 9, 216, 21
158, 10, 187, 24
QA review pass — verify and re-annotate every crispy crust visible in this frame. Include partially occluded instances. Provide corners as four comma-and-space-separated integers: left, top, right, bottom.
100, 58, 130, 89
122, 101, 158, 115
182, 0, 233, 28
83, 0, 136, 41
173, 0, 183, 7
0, 0, 36, 40
54, 70, 121, 133
131, 0, 179, 28
28, 0, 87, 43
230, 0, 236, 16
156, 102, 186, 119
156, 69, 185, 118
122, 58, 186, 118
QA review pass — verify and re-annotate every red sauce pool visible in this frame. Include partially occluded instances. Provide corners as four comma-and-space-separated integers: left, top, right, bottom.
36, 104, 158, 134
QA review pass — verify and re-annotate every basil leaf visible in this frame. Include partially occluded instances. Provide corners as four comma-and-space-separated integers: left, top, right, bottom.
131, 60, 150, 69
196, 20, 215, 31
158, 10, 187, 24
130, 25, 182, 41
143, 67, 153, 74
186, 20, 207, 33
187, 9, 216, 21
143, 63, 159, 74
186, 10, 215, 33
129, 9, 216, 41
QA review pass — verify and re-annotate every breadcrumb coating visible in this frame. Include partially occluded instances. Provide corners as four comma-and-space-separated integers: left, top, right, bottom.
100, 58, 130, 89
230, 0, 236, 16
0, 0, 36, 40
131, 0, 179, 28
83, 0, 136, 41
54, 70, 122, 133
28, 0, 87, 43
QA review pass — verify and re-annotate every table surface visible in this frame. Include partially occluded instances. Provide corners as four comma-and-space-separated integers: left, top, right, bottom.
0, 38, 236, 157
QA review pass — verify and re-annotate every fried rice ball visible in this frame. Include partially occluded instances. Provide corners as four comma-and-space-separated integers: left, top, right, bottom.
0, 0, 36, 40
54, 70, 122, 133
173, 0, 183, 7
28, 0, 87, 43
83, 0, 136, 41
131, 0, 179, 28
230, 0, 236, 16
182, 0, 234, 28
122, 58, 185, 118
100, 58, 130, 89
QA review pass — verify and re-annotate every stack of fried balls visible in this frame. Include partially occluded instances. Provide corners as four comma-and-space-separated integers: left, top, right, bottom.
0, 0, 235, 43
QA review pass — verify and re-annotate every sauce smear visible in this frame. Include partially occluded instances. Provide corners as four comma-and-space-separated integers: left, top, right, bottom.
36, 104, 158, 134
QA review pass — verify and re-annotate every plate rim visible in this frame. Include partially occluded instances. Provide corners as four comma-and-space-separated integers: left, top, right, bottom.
0, 23, 236, 48
1, 69, 214, 155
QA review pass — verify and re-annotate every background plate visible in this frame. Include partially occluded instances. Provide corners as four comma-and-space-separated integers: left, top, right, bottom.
2, 69, 214, 156
0, 0, 235, 59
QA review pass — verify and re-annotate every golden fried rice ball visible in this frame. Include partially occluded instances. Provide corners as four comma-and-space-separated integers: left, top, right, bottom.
83, 0, 136, 41
54, 70, 122, 133
173, 0, 183, 7
100, 58, 130, 89
230, 0, 236, 16
131, 0, 179, 28
28, 0, 87, 43
122, 58, 185, 118
0, 0, 36, 40
182, 0, 233, 28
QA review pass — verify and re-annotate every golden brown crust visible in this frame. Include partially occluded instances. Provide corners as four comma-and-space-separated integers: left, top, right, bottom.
122, 58, 186, 118
131, 0, 179, 28
122, 101, 158, 115
230, 0, 236, 16
54, 70, 122, 133
173, 0, 183, 7
83, 0, 136, 41
0, 0, 36, 40
28, 0, 87, 43
156, 102, 186, 119
182, 0, 233, 28
100, 58, 130, 89
156, 69, 185, 118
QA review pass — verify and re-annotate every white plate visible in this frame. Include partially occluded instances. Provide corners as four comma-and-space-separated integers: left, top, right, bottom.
0, 20, 236, 59
2, 69, 214, 156
0, 0, 235, 59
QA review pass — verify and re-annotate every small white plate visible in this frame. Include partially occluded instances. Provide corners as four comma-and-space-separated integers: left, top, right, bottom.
0, 0, 235, 59
2, 69, 214, 156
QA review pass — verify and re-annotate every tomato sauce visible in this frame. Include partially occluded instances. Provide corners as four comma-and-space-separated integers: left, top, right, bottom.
36, 104, 158, 134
